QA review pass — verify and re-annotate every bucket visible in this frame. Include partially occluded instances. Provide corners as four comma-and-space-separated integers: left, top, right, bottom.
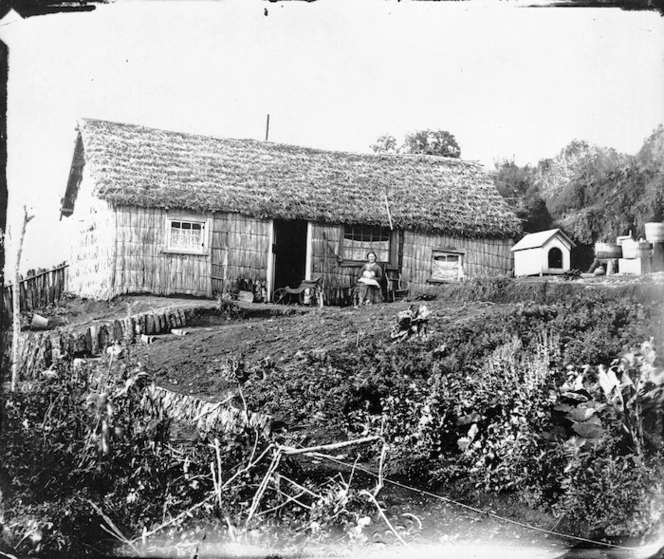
622, 240, 652, 259
645, 222, 664, 243
595, 243, 622, 259
238, 290, 254, 303
31, 313, 49, 330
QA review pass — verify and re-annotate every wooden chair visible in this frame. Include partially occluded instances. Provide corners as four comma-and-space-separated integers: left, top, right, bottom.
385, 268, 408, 302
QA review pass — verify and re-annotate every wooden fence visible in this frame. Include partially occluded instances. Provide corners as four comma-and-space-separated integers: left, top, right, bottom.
3, 264, 68, 314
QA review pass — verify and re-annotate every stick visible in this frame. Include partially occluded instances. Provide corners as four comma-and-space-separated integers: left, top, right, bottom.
10, 206, 34, 392
383, 191, 394, 231
259, 488, 312, 515
277, 436, 380, 456
280, 475, 321, 499
374, 441, 389, 497
88, 500, 142, 556
245, 449, 282, 526
131, 444, 274, 544
213, 438, 223, 507
360, 490, 409, 547
132, 494, 216, 544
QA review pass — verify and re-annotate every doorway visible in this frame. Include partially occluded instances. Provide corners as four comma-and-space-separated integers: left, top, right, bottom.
272, 220, 308, 290
548, 247, 563, 269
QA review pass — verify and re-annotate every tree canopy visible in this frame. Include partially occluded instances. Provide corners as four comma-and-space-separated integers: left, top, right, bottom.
403, 129, 461, 158
492, 126, 664, 246
371, 129, 461, 158
491, 159, 553, 234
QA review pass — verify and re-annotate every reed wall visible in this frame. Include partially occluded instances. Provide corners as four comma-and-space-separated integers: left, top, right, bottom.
310, 224, 360, 305
309, 225, 513, 304
67, 198, 116, 300
211, 213, 271, 295
68, 197, 513, 303
111, 206, 212, 297
402, 232, 514, 292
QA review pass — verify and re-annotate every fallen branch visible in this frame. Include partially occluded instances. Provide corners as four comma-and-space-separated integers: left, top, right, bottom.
88, 500, 141, 557
374, 442, 389, 497
280, 475, 322, 499
259, 488, 312, 516
132, 494, 216, 545
277, 435, 380, 456
245, 449, 282, 527
131, 443, 274, 544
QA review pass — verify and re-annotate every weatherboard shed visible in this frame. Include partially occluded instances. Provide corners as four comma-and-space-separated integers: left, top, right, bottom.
60, 119, 521, 304
511, 229, 575, 277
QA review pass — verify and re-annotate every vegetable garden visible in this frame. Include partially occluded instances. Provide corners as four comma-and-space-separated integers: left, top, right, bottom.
1, 277, 663, 558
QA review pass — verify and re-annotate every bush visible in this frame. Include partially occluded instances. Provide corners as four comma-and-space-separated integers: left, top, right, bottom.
554, 450, 664, 538
0, 354, 273, 556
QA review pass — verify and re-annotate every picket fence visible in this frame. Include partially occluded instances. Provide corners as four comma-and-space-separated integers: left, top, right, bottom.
3, 264, 68, 314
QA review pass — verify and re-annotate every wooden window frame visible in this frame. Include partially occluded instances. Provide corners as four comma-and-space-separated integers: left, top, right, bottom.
163, 216, 210, 255
339, 224, 398, 267
428, 248, 465, 283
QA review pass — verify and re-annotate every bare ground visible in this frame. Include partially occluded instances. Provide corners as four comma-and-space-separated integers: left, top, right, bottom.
129, 300, 496, 401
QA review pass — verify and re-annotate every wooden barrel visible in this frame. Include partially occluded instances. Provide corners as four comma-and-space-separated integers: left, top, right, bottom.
622, 240, 652, 259
595, 243, 622, 259
645, 222, 664, 243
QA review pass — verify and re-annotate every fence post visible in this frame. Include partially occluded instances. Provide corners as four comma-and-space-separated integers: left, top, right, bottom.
11, 207, 34, 391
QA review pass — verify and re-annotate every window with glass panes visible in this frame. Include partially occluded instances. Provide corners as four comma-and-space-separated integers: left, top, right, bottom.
167, 220, 207, 252
342, 225, 391, 262
431, 251, 463, 281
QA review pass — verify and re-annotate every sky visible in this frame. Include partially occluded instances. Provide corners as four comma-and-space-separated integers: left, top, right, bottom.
1, 0, 663, 273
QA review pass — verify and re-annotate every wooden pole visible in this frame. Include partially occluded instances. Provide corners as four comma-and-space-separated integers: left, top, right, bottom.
383, 191, 393, 231
265, 114, 270, 142
11, 206, 34, 392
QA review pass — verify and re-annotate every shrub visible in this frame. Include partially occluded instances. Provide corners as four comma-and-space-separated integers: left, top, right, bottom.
0, 354, 274, 556
554, 450, 664, 538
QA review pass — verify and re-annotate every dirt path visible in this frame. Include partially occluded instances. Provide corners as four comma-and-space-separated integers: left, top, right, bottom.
131, 300, 497, 400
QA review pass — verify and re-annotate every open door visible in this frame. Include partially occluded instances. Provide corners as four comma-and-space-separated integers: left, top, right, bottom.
272, 219, 307, 290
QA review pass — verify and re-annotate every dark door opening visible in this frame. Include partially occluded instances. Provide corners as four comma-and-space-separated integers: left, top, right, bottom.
273, 220, 307, 290
548, 247, 563, 269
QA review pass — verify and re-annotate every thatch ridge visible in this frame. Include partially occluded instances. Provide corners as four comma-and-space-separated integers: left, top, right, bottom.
72, 118, 521, 238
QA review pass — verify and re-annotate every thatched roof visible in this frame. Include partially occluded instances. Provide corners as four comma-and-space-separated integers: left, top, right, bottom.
62, 118, 521, 238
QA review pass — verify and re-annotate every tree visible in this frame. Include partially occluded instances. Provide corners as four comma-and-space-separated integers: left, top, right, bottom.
403, 129, 461, 158
539, 127, 664, 244
492, 158, 552, 234
370, 134, 399, 154
370, 129, 461, 158
634, 124, 664, 224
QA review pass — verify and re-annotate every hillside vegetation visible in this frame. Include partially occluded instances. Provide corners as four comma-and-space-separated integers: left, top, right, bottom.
492, 125, 664, 247
1, 278, 663, 557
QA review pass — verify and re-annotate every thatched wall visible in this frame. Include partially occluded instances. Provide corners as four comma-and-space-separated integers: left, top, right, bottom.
310, 225, 514, 305
212, 213, 270, 295
111, 207, 212, 297
67, 198, 116, 300
310, 224, 358, 305
402, 232, 514, 292
68, 197, 513, 303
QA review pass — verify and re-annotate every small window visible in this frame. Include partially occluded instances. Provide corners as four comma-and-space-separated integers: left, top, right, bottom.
166, 218, 208, 254
342, 225, 391, 262
431, 250, 464, 281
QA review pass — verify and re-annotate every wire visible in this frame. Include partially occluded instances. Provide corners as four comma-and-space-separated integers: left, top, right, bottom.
304, 451, 640, 552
